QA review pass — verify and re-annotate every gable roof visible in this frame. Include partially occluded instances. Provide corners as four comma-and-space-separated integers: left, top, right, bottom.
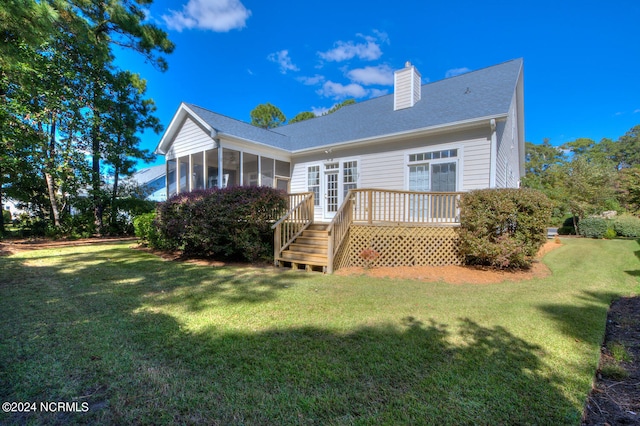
156, 58, 523, 155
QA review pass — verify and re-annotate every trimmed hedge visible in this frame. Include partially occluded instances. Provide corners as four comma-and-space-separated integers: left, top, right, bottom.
612, 214, 640, 238
578, 217, 609, 239
458, 188, 553, 269
155, 186, 287, 262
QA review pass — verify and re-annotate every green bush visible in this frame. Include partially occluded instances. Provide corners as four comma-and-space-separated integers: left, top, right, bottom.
612, 214, 640, 238
557, 226, 576, 235
578, 217, 609, 238
133, 212, 164, 248
155, 187, 287, 262
458, 188, 553, 269
2, 209, 11, 225
603, 228, 617, 239
557, 216, 577, 235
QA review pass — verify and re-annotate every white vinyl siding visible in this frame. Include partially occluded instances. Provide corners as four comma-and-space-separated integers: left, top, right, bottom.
166, 118, 214, 159
461, 138, 491, 190
496, 93, 521, 188
359, 150, 405, 189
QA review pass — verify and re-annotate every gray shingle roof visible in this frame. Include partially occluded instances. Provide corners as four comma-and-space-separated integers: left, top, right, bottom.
186, 58, 522, 153
184, 104, 291, 150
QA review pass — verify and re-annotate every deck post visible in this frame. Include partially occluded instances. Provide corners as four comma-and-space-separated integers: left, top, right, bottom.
326, 229, 334, 274
273, 224, 281, 266
367, 190, 373, 224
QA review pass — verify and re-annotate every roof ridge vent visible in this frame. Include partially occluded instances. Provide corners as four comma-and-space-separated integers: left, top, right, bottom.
394, 61, 421, 111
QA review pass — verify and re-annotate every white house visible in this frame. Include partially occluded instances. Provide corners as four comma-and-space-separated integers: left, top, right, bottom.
155, 59, 525, 271
128, 164, 167, 202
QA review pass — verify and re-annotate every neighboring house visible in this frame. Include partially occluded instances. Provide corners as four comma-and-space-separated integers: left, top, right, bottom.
3, 198, 27, 221
129, 164, 167, 202
155, 58, 525, 272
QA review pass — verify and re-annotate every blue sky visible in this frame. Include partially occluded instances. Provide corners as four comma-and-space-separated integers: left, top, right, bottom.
115, 0, 640, 168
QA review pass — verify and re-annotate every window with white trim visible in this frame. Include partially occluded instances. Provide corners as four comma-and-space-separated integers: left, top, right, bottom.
408, 148, 458, 192
307, 166, 320, 206
342, 160, 358, 197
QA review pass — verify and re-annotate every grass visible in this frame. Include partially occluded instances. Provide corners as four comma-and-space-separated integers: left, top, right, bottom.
0, 238, 639, 425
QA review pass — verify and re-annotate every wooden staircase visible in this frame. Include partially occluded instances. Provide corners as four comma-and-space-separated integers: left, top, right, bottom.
277, 224, 329, 272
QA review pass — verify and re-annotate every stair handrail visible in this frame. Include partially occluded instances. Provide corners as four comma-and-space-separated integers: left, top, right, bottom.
272, 192, 314, 265
326, 190, 354, 274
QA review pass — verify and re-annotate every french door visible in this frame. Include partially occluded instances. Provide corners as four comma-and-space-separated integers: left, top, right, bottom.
324, 169, 339, 219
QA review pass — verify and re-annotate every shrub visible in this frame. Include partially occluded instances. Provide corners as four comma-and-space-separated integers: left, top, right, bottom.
133, 212, 165, 248
155, 186, 287, 262
2, 209, 11, 226
557, 226, 576, 235
578, 217, 609, 238
458, 188, 553, 269
612, 214, 640, 238
603, 228, 617, 239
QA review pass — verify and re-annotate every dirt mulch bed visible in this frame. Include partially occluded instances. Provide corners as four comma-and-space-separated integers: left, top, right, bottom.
335, 239, 561, 284
582, 296, 640, 425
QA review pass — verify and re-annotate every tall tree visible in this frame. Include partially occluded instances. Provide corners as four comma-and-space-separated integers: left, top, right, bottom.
250, 103, 286, 129
59, 0, 173, 231
616, 124, 640, 168
289, 111, 315, 124
324, 99, 355, 115
102, 70, 160, 227
520, 139, 565, 189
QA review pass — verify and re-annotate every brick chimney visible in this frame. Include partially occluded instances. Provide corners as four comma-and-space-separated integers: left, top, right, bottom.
394, 61, 422, 111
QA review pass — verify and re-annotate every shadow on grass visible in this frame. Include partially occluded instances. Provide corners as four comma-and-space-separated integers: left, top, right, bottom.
538, 290, 622, 346
623, 238, 640, 277
0, 243, 580, 425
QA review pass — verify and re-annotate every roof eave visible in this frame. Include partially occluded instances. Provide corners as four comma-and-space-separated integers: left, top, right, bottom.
218, 132, 292, 155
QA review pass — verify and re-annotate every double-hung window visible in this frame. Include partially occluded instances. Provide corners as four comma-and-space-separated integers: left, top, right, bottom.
408, 148, 458, 192
307, 166, 320, 206
407, 148, 458, 221
342, 161, 358, 197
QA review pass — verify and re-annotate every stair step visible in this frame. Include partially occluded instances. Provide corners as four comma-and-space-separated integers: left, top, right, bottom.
289, 243, 328, 255
307, 224, 329, 231
296, 236, 327, 245
301, 229, 329, 238
280, 250, 328, 264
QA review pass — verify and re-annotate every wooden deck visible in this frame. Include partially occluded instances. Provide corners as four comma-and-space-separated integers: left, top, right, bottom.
273, 189, 462, 273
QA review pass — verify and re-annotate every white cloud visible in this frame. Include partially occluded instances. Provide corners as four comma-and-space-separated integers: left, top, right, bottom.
311, 106, 330, 116
298, 74, 325, 85
267, 50, 299, 74
369, 88, 389, 97
318, 32, 386, 62
347, 65, 394, 86
162, 0, 251, 32
317, 81, 368, 100
445, 67, 471, 78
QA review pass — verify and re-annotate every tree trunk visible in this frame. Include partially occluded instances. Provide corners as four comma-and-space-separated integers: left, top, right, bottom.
45, 114, 61, 228
92, 117, 103, 233
111, 161, 119, 227
0, 164, 4, 236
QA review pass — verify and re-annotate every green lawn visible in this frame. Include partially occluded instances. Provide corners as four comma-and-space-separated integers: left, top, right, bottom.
1, 238, 638, 425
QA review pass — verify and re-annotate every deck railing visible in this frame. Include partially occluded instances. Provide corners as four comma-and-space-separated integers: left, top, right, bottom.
272, 192, 314, 265
326, 189, 462, 273
349, 189, 462, 224
326, 191, 354, 274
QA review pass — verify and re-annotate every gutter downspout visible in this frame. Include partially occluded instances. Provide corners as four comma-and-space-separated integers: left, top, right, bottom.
489, 119, 497, 188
